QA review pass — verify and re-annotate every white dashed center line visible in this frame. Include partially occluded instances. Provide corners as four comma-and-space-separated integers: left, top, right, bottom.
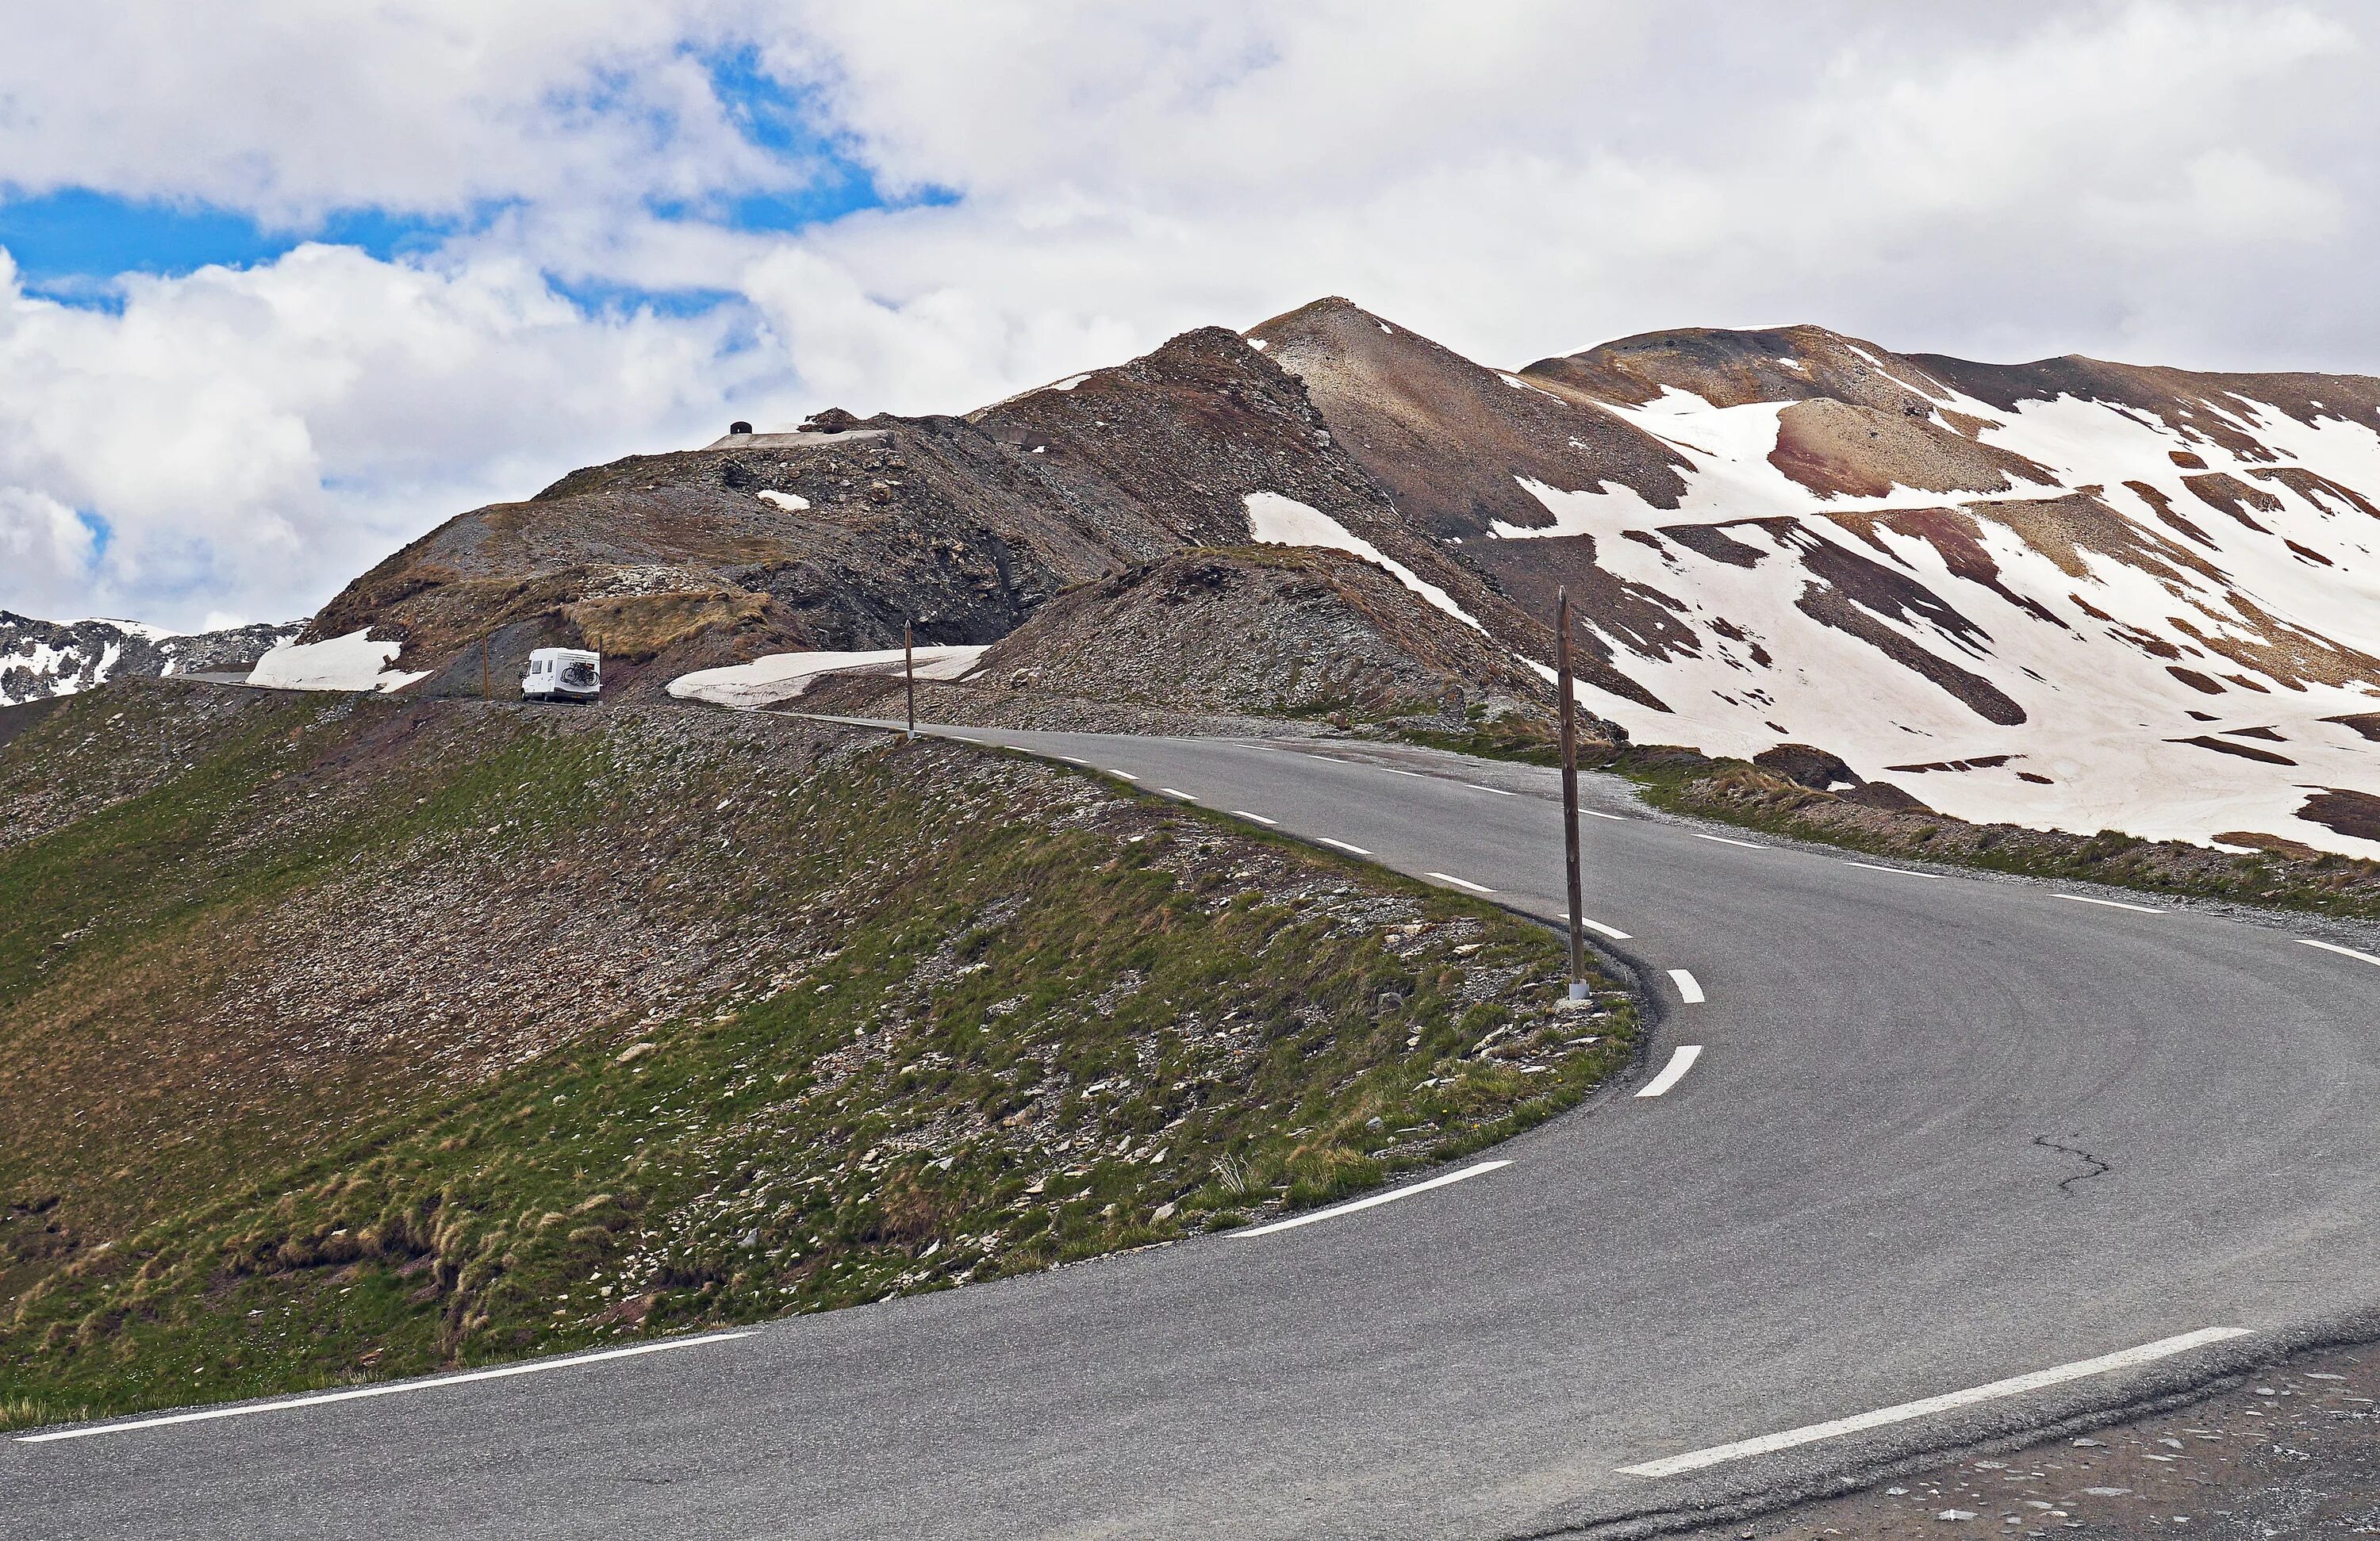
1058, 755, 1091, 766
1108, 769, 1138, 781
1231, 811, 1278, 826
1616, 1327, 2252, 1478
1232, 1160, 1511, 1237
1427, 872, 1496, 895
1580, 918, 1631, 940
1668, 968, 1706, 1003
1687, 831, 1767, 849
2301, 938, 2380, 968
1160, 788, 1195, 800
2053, 894, 2165, 914
1317, 838, 1372, 856
17, 1332, 760, 1444
1636, 1045, 1702, 1098
1848, 861, 1940, 879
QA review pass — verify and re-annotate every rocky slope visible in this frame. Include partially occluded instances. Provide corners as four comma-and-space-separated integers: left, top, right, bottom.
292, 327, 1534, 708
807, 544, 1569, 738
237, 292, 2380, 856
0, 612, 300, 705
1245, 301, 2380, 858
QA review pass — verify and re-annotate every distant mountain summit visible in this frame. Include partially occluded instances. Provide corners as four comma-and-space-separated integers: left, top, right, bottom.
187, 295, 2380, 857
0, 613, 301, 706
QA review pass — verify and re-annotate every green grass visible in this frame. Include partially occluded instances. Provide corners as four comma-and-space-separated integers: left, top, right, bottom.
0, 682, 1634, 1429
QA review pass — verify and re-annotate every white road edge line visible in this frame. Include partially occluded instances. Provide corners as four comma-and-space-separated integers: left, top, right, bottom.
1232, 1160, 1511, 1238
1426, 872, 1496, 895
1848, 861, 1941, 880
1231, 810, 1279, 826
1107, 769, 1138, 781
1058, 755, 1091, 766
1687, 830, 1766, 849
1318, 838, 1372, 856
2301, 938, 2380, 968
1581, 918, 1630, 941
1160, 788, 1195, 800
15, 1332, 761, 1444
2053, 894, 2166, 914
1464, 784, 1517, 797
1616, 1327, 2252, 1478
1636, 1044, 1702, 1098
1383, 768, 1426, 779
1668, 968, 1706, 1004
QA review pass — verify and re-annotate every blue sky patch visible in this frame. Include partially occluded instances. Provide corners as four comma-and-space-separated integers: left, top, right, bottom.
0, 189, 486, 296
74, 509, 112, 564
0, 54, 954, 309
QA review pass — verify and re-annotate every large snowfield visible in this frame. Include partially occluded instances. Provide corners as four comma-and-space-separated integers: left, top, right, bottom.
245, 631, 430, 694
1492, 380, 2380, 856
669, 646, 990, 709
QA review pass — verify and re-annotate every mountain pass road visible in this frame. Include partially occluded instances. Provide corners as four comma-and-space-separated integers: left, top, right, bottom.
14, 723, 2380, 1539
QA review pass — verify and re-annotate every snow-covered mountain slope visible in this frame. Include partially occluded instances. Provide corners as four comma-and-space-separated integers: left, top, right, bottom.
0, 613, 302, 706
60, 292, 2375, 860
1249, 300, 2380, 857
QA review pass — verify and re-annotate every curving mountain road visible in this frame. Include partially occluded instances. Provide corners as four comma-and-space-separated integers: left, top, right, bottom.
14, 725, 2380, 1539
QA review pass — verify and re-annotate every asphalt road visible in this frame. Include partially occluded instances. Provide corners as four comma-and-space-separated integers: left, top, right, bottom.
16, 723, 2380, 1539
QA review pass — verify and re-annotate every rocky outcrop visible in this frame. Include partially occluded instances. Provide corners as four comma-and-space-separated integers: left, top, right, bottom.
0, 612, 301, 706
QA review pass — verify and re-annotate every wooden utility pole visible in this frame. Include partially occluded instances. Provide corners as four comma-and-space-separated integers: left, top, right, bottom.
904, 619, 917, 742
481, 633, 490, 702
1557, 587, 1588, 1001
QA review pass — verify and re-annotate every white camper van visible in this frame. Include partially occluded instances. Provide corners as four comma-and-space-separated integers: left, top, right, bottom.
523, 647, 601, 702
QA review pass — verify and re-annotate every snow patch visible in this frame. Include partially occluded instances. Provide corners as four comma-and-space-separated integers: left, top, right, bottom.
669, 646, 988, 709
1242, 492, 1484, 632
1050, 373, 1093, 391
245, 631, 428, 694
71, 617, 173, 640
756, 489, 810, 512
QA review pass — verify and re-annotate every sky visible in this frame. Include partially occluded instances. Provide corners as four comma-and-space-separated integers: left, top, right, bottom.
2, 0, 2375, 631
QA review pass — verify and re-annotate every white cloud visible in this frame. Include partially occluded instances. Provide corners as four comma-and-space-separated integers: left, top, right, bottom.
0, 247, 777, 630
0, 1, 791, 223
2, 2, 2378, 628
0, 485, 97, 618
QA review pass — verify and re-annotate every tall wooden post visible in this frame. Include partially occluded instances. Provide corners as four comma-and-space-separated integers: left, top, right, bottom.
1557, 587, 1588, 1000
481, 634, 490, 702
904, 620, 917, 742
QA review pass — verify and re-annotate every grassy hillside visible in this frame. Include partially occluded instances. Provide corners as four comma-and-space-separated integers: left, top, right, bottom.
0, 682, 1633, 1431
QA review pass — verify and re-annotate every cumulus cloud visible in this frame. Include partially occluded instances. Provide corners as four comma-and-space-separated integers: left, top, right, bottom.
1, 1, 2375, 627
0, 1, 792, 224
0, 247, 781, 627
0, 485, 98, 619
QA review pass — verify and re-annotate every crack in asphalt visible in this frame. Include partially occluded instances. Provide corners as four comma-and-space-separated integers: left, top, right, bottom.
2035, 1133, 2113, 1194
